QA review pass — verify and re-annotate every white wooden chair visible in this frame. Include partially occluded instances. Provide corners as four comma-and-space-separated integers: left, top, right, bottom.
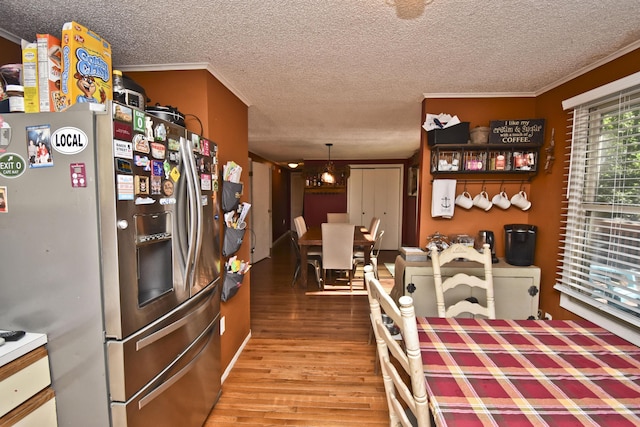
365, 267, 431, 426
321, 222, 354, 290
354, 229, 384, 278
429, 243, 496, 319
326, 212, 350, 223
293, 215, 322, 256
368, 216, 381, 241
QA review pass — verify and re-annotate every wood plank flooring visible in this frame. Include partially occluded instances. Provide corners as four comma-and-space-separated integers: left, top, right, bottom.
205, 236, 397, 426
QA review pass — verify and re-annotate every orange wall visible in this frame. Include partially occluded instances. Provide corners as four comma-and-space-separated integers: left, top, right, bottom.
418, 97, 537, 255
531, 48, 640, 321
127, 69, 251, 372
419, 48, 640, 321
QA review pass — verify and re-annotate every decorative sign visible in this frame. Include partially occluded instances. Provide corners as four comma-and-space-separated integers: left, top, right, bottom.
0, 152, 26, 178
489, 119, 545, 144
52, 127, 88, 154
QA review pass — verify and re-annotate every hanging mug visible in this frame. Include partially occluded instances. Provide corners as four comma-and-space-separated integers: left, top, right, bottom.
455, 191, 473, 209
473, 190, 492, 211
511, 190, 532, 211
492, 191, 511, 210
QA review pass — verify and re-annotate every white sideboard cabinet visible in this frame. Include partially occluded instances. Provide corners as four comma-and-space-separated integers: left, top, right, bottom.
391, 256, 541, 319
0, 333, 57, 427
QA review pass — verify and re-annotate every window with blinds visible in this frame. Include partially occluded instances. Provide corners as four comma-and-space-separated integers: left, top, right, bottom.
557, 74, 640, 344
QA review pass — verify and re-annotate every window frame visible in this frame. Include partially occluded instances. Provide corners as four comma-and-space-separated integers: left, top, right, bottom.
557, 71, 640, 346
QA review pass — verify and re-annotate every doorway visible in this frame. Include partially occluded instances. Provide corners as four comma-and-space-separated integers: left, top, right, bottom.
250, 160, 272, 263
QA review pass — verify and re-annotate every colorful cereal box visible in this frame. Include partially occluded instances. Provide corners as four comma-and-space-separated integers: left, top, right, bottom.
60, 21, 112, 110
36, 34, 63, 112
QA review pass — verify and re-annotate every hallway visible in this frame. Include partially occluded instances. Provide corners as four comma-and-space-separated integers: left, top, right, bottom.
205, 236, 393, 426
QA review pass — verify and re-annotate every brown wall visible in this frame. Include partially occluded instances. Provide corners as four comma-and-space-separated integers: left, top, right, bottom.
127, 69, 251, 372
418, 48, 640, 321
0, 37, 21, 65
271, 164, 291, 240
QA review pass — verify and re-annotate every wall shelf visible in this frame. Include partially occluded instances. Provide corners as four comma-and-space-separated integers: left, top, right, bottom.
430, 143, 542, 179
304, 186, 346, 194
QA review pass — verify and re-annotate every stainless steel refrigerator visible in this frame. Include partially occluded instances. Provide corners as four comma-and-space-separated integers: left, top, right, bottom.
0, 101, 222, 427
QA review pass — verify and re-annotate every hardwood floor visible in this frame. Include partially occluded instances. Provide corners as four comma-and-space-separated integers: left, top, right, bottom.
205, 236, 397, 426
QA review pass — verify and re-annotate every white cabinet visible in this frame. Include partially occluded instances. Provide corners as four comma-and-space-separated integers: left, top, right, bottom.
391, 256, 540, 319
0, 334, 57, 427
347, 166, 402, 250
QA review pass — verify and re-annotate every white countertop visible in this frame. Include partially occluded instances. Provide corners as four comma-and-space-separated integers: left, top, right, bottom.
0, 331, 48, 367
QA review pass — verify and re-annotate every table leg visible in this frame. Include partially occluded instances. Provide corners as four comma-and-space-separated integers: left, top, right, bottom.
300, 245, 308, 287
365, 244, 372, 265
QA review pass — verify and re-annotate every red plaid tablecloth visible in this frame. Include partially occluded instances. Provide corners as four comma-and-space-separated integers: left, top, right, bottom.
417, 317, 640, 426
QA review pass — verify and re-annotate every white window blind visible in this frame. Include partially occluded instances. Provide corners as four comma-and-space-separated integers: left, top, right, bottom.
556, 77, 640, 345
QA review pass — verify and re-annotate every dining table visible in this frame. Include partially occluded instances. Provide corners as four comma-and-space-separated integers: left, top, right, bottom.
297, 225, 373, 287
417, 316, 640, 426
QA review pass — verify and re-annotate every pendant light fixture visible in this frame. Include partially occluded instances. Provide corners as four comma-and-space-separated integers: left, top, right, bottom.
321, 143, 336, 184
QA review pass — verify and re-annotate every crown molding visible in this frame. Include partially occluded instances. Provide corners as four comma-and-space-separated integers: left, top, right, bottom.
424, 39, 640, 100
117, 62, 252, 107
423, 92, 536, 99
535, 39, 640, 96
0, 27, 22, 44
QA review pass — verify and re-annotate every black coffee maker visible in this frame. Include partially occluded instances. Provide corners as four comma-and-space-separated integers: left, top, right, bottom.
477, 230, 499, 263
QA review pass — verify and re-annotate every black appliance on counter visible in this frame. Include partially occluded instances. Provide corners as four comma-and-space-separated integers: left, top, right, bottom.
504, 224, 537, 266
477, 230, 499, 264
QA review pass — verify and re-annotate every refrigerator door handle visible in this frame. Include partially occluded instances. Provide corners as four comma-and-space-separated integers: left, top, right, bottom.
179, 137, 197, 291
185, 137, 204, 282
134, 292, 212, 351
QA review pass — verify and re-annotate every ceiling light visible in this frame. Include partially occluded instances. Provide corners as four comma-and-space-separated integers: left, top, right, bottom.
321, 143, 336, 184
288, 162, 299, 169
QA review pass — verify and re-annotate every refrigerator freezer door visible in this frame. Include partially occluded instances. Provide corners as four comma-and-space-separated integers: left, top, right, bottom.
107, 282, 218, 402
110, 314, 221, 427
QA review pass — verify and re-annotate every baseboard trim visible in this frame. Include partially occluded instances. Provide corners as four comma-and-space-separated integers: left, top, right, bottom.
221, 330, 252, 383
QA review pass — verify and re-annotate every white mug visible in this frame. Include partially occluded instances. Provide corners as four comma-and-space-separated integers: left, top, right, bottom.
473, 190, 492, 211
455, 191, 473, 209
511, 190, 532, 211
492, 191, 511, 209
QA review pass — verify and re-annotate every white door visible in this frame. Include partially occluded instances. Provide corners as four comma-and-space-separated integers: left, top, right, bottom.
347, 168, 376, 226
250, 160, 271, 262
374, 167, 401, 250
348, 165, 402, 250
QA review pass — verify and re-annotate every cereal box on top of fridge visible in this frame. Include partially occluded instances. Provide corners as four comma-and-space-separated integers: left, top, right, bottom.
60, 21, 112, 110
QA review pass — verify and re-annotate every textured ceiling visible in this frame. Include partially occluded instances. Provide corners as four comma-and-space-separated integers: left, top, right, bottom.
1, 1, 640, 165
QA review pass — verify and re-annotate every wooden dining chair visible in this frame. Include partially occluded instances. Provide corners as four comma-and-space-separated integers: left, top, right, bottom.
321, 222, 354, 290
430, 243, 496, 319
326, 212, 350, 223
366, 269, 431, 426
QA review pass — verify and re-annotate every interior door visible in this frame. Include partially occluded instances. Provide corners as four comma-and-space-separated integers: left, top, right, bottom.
347, 168, 375, 226
348, 165, 402, 250
374, 167, 401, 250
250, 160, 271, 263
